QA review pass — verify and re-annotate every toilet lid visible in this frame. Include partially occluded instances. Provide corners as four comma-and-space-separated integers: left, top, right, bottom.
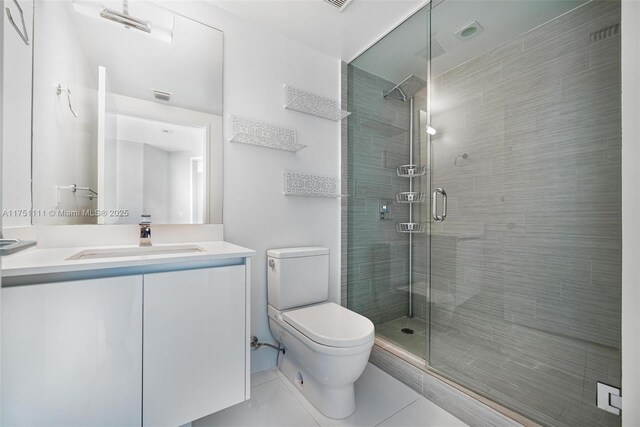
282, 302, 375, 348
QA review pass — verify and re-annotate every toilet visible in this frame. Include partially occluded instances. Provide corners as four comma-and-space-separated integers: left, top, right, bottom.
267, 247, 375, 419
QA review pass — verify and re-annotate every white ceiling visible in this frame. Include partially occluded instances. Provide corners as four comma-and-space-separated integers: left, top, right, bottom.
208, 0, 427, 61
65, 0, 223, 115
210, 0, 588, 84
116, 114, 206, 155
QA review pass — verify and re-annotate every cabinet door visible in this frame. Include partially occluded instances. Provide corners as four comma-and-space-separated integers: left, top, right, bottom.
1, 276, 143, 427
143, 265, 246, 427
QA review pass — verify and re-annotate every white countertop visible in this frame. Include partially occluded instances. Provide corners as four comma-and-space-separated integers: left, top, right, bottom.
2, 241, 256, 279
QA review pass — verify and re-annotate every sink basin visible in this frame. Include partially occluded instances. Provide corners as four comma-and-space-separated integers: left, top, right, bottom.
0, 239, 37, 256
66, 244, 206, 261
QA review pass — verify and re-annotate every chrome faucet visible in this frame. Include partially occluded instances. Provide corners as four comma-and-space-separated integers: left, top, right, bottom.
139, 214, 152, 247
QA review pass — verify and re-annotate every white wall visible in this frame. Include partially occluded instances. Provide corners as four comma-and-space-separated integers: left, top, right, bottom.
2, 0, 32, 227
159, 1, 342, 373
169, 151, 192, 223
116, 140, 144, 224
621, 1, 640, 424
101, 112, 118, 224
31, 1, 98, 225
143, 144, 170, 224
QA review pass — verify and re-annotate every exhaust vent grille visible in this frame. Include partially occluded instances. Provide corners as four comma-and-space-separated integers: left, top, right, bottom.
153, 89, 171, 101
417, 39, 446, 60
590, 23, 620, 43
323, 0, 353, 12
427, 39, 447, 59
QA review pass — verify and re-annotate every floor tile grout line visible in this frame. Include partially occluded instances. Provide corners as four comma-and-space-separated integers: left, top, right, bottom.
273, 373, 324, 426
373, 397, 421, 427
274, 375, 322, 426
250, 375, 281, 389
273, 366, 426, 427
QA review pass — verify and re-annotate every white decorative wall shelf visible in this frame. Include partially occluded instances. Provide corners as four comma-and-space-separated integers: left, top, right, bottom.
229, 116, 305, 152
283, 85, 351, 121
283, 171, 340, 198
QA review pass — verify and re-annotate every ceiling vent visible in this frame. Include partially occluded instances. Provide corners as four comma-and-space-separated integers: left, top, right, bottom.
590, 23, 620, 43
416, 39, 447, 60
426, 39, 447, 59
323, 0, 353, 12
153, 89, 171, 101
454, 20, 484, 40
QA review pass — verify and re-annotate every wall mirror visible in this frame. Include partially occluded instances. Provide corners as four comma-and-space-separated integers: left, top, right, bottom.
29, 0, 223, 225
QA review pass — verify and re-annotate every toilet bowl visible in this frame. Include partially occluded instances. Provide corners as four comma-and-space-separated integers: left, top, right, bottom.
266, 247, 375, 419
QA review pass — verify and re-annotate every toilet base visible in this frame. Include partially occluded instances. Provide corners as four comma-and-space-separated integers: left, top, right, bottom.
278, 352, 356, 419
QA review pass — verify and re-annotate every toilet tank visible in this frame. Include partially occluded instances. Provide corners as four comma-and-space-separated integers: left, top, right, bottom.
267, 247, 329, 310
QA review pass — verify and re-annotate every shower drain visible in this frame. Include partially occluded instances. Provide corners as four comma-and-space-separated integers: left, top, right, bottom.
401, 328, 414, 334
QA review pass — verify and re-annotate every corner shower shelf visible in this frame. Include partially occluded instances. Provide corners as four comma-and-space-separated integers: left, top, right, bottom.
229, 115, 305, 152
396, 192, 426, 203
283, 85, 351, 121
283, 170, 340, 198
396, 223, 428, 234
397, 164, 426, 177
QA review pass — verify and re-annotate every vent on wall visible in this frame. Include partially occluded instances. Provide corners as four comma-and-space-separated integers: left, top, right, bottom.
153, 89, 172, 101
590, 23, 620, 43
323, 0, 353, 12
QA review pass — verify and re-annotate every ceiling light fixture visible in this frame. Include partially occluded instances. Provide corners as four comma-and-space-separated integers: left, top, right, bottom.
455, 20, 484, 41
100, 7, 150, 33
72, 0, 174, 43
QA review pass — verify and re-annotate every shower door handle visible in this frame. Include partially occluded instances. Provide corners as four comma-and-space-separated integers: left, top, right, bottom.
432, 188, 447, 222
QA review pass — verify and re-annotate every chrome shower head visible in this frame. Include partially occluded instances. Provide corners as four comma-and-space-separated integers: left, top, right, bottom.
383, 74, 427, 101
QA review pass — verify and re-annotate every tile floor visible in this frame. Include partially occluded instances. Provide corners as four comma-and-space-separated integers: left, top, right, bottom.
194, 363, 467, 427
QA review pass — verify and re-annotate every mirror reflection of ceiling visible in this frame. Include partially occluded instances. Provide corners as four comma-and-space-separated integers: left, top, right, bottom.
70, 0, 223, 115
115, 115, 206, 156
351, 0, 588, 84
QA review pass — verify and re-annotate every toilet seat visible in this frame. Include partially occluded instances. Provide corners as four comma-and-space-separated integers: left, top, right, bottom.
282, 302, 374, 348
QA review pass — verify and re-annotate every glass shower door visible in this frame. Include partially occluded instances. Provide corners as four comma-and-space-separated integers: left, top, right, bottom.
426, 1, 622, 426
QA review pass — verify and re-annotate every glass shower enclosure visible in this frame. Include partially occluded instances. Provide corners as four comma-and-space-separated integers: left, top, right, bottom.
345, 1, 621, 426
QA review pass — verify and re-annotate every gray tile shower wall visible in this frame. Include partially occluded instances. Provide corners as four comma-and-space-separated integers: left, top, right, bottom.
341, 61, 350, 308
344, 65, 417, 325
419, 0, 621, 425
426, 0, 621, 350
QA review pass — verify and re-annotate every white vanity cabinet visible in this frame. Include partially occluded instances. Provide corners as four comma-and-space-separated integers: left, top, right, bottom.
1, 275, 144, 427
1, 248, 252, 427
143, 266, 247, 427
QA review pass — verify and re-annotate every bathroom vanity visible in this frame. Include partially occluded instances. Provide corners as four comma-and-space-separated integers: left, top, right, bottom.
1, 1, 243, 424
1, 241, 255, 427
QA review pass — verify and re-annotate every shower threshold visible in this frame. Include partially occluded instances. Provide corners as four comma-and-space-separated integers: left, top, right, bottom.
373, 335, 536, 427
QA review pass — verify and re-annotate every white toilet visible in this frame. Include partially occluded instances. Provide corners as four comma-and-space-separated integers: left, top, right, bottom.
267, 247, 375, 419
